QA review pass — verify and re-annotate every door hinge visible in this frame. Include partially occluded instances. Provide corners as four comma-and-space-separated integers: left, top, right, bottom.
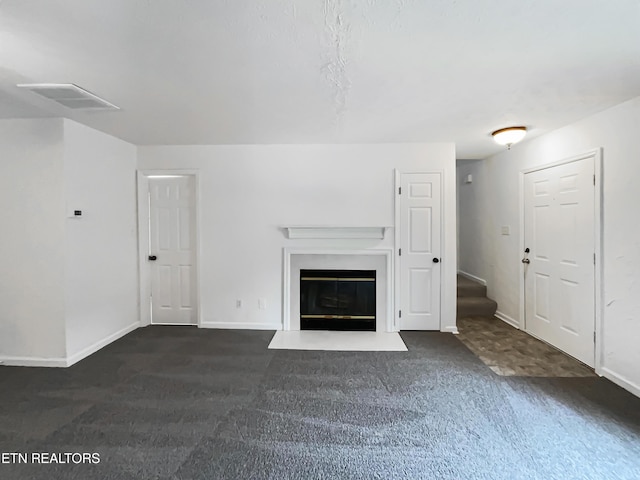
398, 186, 402, 195
399, 310, 402, 318
594, 253, 596, 264
593, 174, 596, 185
594, 331, 596, 343
398, 248, 402, 256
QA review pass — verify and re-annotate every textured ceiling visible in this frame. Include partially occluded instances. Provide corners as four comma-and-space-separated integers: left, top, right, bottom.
1, 0, 639, 158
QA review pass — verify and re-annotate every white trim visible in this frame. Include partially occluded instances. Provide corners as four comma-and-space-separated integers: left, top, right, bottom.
593, 149, 604, 375
193, 172, 204, 328
149, 322, 197, 326
66, 322, 139, 367
136, 171, 151, 327
394, 169, 401, 331
0, 356, 68, 368
519, 149, 603, 368
283, 226, 390, 239
0, 322, 139, 368
136, 170, 202, 327
283, 247, 395, 332
495, 310, 519, 329
601, 367, 640, 399
440, 168, 457, 334
518, 166, 526, 331
520, 149, 600, 175
283, 247, 292, 330
200, 322, 282, 330
457, 270, 487, 286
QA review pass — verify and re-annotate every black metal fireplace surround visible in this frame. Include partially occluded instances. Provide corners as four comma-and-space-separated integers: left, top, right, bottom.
300, 269, 376, 331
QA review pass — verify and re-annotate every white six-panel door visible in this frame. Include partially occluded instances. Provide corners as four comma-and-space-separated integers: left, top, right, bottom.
148, 176, 197, 325
399, 173, 442, 330
524, 157, 595, 366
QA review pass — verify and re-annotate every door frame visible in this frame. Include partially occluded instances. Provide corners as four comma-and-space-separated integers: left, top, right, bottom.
394, 169, 454, 332
518, 149, 603, 372
137, 170, 202, 327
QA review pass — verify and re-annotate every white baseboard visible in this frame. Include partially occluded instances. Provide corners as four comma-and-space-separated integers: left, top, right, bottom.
457, 270, 487, 286
601, 367, 640, 399
66, 321, 140, 367
200, 321, 282, 330
441, 325, 459, 335
0, 356, 68, 368
495, 310, 520, 329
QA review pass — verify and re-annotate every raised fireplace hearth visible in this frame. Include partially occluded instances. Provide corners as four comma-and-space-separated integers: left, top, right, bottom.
300, 269, 376, 331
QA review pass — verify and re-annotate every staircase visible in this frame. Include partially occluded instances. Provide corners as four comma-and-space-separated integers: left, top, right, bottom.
457, 274, 498, 319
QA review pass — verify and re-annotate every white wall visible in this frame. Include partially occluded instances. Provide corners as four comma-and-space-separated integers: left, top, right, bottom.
0, 118, 138, 366
457, 97, 640, 396
0, 118, 67, 363
138, 144, 457, 332
456, 160, 489, 285
63, 120, 139, 362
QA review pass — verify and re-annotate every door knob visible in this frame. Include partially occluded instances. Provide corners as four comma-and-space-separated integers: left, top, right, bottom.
148, 255, 157, 261
433, 258, 440, 263
521, 258, 530, 264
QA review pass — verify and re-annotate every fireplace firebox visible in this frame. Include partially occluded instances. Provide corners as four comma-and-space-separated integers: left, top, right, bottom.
300, 269, 376, 331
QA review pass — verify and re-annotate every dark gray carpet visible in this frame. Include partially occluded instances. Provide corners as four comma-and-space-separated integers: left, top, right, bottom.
1, 327, 639, 479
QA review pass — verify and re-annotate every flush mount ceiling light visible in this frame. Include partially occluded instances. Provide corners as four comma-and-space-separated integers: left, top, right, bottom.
491, 126, 527, 149
16, 83, 119, 111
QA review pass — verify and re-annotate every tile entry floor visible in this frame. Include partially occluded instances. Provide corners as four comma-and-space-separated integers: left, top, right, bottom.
456, 316, 596, 377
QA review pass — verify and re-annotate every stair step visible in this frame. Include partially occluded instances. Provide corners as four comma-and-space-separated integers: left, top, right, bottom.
457, 296, 498, 319
457, 275, 487, 297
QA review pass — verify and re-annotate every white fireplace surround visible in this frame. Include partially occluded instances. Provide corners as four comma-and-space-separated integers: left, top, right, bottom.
283, 247, 394, 332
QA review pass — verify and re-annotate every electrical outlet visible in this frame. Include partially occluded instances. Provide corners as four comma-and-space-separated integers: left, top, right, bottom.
258, 298, 267, 310
236, 299, 242, 308
501, 226, 510, 235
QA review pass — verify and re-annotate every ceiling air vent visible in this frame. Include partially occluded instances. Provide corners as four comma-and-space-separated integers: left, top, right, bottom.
16, 83, 119, 111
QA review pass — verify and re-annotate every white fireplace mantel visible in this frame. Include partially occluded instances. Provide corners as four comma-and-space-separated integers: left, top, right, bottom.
282, 226, 391, 240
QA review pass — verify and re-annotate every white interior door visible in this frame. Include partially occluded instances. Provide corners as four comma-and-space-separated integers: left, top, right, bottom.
524, 157, 595, 366
148, 175, 197, 325
399, 173, 441, 330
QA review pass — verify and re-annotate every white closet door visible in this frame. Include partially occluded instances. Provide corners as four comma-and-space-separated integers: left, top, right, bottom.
399, 173, 441, 330
148, 176, 197, 325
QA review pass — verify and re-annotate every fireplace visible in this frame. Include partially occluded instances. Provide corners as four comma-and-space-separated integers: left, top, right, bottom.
284, 249, 392, 332
300, 269, 376, 331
